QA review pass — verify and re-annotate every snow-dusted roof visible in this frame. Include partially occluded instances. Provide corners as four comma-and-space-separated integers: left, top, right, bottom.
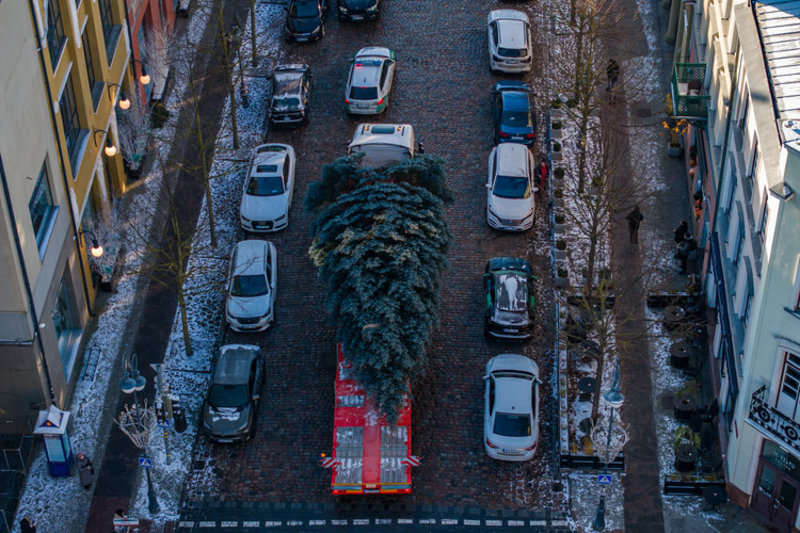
754, 0, 800, 118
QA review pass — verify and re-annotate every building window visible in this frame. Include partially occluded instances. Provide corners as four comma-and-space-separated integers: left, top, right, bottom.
749, 141, 759, 182
59, 75, 82, 160
98, 0, 115, 52
46, 0, 66, 68
758, 200, 769, 243
777, 353, 800, 422
82, 30, 104, 109
52, 277, 80, 379
29, 163, 58, 253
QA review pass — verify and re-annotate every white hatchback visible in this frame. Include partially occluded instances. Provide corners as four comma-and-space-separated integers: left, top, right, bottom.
240, 144, 296, 232
345, 47, 396, 115
225, 240, 277, 333
483, 354, 540, 462
486, 143, 535, 231
488, 10, 532, 74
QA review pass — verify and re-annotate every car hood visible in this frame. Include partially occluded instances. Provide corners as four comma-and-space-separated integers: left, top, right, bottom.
227, 293, 271, 319
343, 0, 376, 9
241, 192, 289, 221
491, 308, 529, 326
288, 16, 321, 33
203, 404, 251, 437
489, 196, 533, 219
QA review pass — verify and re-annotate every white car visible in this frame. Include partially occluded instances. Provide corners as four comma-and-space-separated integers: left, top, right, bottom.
488, 10, 532, 74
347, 123, 422, 167
240, 144, 296, 232
345, 47, 396, 115
486, 143, 535, 231
225, 240, 277, 333
483, 354, 540, 462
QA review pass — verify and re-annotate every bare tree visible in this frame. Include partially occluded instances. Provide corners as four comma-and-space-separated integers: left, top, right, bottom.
116, 87, 151, 175
141, 13, 176, 102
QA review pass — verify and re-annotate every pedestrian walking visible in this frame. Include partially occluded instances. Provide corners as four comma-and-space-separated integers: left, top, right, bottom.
534, 160, 548, 193
625, 205, 643, 243
673, 220, 688, 244
606, 59, 620, 91
76, 451, 94, 490
19, 516, 36, 533
676, 233, 698, 274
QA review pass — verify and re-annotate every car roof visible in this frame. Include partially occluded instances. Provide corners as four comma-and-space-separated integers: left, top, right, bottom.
502, 91, 531, 112
251, 145, 288, 175
350, 61, 382, 87
214, 345, 259, 384
233, 240, 268, 275
495, 374, 533, 414
497, 19, 527, 49
495, 143, 530, 176
350, 124, 413, 149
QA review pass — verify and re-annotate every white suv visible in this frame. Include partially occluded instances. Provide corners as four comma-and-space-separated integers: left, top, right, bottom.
488, 10, 532, 74
486, 143, 535, 231
347, 123, 423, 167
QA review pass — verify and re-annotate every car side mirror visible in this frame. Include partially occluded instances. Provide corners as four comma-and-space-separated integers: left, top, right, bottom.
252, 394, 260, 401
417, 142, 424, 154
485, 183, 492, 189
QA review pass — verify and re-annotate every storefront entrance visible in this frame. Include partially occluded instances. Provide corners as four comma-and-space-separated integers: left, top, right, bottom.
752, 440, 800, 531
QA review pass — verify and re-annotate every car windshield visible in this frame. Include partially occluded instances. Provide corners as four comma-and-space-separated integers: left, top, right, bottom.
498, 47, 526, 58
496, 273, 527, 311
493, 175, 530, 199
231, 274, 268, 297
494, 412, 532, 437
349, 86, 379, 100
209, 384, 249, 409
273, 75, 302, 96
289, 1, 318, 17
247, 175, 284, 196
351, 145, 410, 167
502, 110, 532, 127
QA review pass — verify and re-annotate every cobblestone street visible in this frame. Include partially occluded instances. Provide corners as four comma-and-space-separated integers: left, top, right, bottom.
181, 0, 561, 520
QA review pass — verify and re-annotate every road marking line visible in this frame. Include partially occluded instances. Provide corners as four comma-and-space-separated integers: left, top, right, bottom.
508, 520, 525, 526
221, 521, 238, 528
552, 519, 569, 526
530, 520, 547, 526
177, 522, 195, 528
198, 522, 216, 528
353, 519, 370, 525
331, 519, 348, 525
442, 519, 458, 525
398, 519, 414, 524
308, 519, 326, 526
287, 520, 303, 526
263, 521, 283, 527
486, 519, 503, 526
419, 518, 437, 524
242, 521, 260, 527
464, 519, 481, 526
376, 519, 392, 525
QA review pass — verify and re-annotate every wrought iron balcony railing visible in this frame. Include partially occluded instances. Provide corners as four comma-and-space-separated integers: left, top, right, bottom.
671, 63, 710, 121
747, 385, 800, 457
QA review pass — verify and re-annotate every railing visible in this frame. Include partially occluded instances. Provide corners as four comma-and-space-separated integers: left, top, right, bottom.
747, 385, 800, 457
671, 63, 710, 120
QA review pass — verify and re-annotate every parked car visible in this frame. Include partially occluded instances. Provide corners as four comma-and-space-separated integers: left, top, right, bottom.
240, 144, 296, 233
484, 257, 537, 340
337, 0, 380, 21
483, 353, 540, 461
202, 344, 264, 443
269, 65, 310, 127
492, 81, 536, 145
486, 143, 535, 231
225, 240, 277, 333
345, 47, 396, 115
285, 0, 326, 43
347, 123, 423, 167
487, 10, 532, 74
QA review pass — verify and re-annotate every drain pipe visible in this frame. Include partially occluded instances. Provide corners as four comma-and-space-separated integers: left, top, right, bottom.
0, 155, 56, 404
28, 0, 96, 317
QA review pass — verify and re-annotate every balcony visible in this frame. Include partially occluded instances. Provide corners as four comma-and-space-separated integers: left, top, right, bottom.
671, 63, 710, 121
747, 386, 800, 457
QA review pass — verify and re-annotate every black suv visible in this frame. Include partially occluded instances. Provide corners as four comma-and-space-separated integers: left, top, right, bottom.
285, 0, 327, 43
337, 0, 380, 21
483, 257, 537, 340
268, 64, 310, 127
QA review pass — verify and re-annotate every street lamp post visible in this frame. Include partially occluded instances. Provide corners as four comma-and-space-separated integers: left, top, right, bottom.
115, 353, 160, 515
590, 358, 628, 532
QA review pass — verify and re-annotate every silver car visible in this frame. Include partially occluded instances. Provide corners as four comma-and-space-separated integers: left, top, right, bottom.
486, 143, 535, 231
225, 240, 277, 333
488, 10, 532, 74
345, 47, 396, 115
240, 144, 296, 233
483, 354, 540, 461
202, 344, 263, 443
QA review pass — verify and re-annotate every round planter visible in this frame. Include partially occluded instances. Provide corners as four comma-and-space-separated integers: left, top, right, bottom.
577, 377, 596, 402
673, 394, 697, 423
663, 305, 687, 331
669, 340, 692, 369
675, 443, 699, 472
668, 143, 683, 158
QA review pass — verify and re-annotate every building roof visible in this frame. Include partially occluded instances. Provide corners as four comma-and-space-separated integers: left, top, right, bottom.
754, 0, 800, 119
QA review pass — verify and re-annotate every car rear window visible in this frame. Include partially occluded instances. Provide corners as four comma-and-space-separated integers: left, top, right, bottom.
247, 175, 285, 196
493, 175, 531, 199
209, 384, 249, 408
349, 86, 379, 100
494, 412, 532, 437
231, 274, 268, 297
502, 111, 532, 127
351, 145, 410, 166
498, 47, 526, 58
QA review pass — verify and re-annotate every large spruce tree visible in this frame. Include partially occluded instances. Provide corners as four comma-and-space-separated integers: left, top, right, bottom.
305, 154, 453, 419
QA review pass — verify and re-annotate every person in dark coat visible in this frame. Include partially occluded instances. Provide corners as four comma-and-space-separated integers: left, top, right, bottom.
19, 516, 36, 533
673, 220, 688, 244
625, 205, 643, 243
76, 452, 94, 490
676, 233, 698, 274
534, 160, 548, 193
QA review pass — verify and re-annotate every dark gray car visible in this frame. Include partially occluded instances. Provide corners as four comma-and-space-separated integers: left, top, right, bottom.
202, 344, 263, 443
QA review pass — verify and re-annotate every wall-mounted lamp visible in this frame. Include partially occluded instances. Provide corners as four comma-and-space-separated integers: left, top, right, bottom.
769, 183, 795, 201
92, 128, 117, 157
108, 82, 130, 110
79, 229, 104, 258
132, 59, 150, 86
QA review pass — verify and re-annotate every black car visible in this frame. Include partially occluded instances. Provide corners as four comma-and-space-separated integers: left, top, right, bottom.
337, 0, 380, 21
202, 344, 264, 443
268, 64, 310, 127
484, 257, 537, 340
491, 81, 536, 146
285, 0, 326, 43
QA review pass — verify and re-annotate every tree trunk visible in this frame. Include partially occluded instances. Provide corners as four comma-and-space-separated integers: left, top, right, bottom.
179, 287, 193, 356
250, 0, 258, 67
219, 4, 239, 150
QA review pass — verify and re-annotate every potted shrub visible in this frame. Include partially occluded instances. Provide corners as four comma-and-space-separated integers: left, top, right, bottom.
551, 120, 563, 140
552, 141, 562, 152
552, 141, 562, 161
555, 266, 569, 288
673, 426, 700, 473
554, 212, 566, 227
554, 167, 565, 181
554, 238, 567, 261
672, 381, 700, 422
151, 102, 171, 129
